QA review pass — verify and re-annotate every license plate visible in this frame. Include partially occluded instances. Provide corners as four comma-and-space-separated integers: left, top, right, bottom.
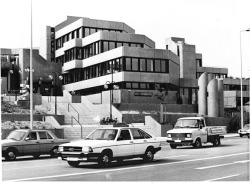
175, 140, 181, 142
67, 157, 78, 161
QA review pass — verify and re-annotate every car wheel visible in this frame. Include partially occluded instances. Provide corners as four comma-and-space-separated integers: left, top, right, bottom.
170, 144, 177, 149
4, 148, 17, 161
68, 161, 80, 167
194, 139, 202, 148
239, 134, 243, 137
213, 137, 220, 146
33, 154, 40, 159
98, 151, 111, 167
143, 148, 154, 162
50, 147, 58, 158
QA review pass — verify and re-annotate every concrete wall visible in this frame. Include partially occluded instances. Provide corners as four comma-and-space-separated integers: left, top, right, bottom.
1, 114, 65, 125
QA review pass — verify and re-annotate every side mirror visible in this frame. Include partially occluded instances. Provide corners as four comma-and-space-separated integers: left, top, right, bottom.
200, 126, 203, 129
25, 137, 30, 141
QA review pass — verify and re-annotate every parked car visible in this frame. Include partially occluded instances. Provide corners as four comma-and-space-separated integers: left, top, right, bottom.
238, 124, 250, 138
57, 124, 162, 167
2, 129, 70, 160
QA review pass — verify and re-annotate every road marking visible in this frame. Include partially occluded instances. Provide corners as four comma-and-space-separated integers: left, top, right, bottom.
8, 152, 250, 182
204, 174, 239, 181
196, 159, 250, 169
3, 155, 188, 171
3, 164, 65, 171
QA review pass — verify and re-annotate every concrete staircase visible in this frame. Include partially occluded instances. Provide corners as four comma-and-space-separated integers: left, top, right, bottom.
62, 125, 99, 140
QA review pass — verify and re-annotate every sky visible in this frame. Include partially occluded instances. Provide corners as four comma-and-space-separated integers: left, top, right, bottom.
0, 0, 250, 78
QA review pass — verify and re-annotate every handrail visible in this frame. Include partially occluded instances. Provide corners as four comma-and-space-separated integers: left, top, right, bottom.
68, 103, 80, 122
71, 116, 83, 139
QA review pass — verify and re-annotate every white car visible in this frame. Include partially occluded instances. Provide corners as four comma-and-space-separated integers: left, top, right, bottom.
57, 124, 162, 167
238, 124, 250, 138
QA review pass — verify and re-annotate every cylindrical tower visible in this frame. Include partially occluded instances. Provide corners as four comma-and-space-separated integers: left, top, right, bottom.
207, 79, 219, 117
198, 72, 208, 115
218, 79, 224, 117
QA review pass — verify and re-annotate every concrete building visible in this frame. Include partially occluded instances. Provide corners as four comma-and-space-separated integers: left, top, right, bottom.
1, 16, 249, 111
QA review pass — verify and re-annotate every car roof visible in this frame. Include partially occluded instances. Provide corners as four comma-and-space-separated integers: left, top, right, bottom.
97, 127, 140, 130
178, 117, 204, 120
14, 129, 52, 132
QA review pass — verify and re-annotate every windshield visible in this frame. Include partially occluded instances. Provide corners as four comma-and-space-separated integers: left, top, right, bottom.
85, 129, 118, 140
6, 131, 26, 141
243, 124, 250, 130
174, 119, 199, 128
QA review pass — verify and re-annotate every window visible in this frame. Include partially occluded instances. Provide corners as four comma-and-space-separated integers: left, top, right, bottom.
125, 58, 131, 71
28, 132, 37, 140
38, 132, 47, 139
103, 41, 109, 52
132, 83, 139, 88
118, 130, 131, 140
140, 59, 146, 71
109, 42, 115, 50
155, 59, 161, 72
147, 59, 153, 72
132, 58, 139, 71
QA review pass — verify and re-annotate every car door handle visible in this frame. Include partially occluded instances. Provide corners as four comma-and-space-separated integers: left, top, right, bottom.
51, 141, 54, 143
144, 140, 147, 142
130, 141, 134, 144
36, 142, 39, 144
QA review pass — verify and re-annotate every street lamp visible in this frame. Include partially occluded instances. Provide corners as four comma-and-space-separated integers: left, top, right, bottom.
49, 72, 63, 115
104, 81, 113, 120
240, 28, 250, 129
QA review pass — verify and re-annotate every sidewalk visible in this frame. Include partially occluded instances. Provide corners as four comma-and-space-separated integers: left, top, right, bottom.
224, 133, 239, 138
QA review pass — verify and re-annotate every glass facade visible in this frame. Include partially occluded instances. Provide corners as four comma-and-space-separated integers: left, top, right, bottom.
62, 57, 170, 85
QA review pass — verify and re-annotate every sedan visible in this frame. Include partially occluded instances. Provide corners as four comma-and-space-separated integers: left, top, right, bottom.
2, 129, 70, 160
238, 124, 250, 138
57, 124, 162, 167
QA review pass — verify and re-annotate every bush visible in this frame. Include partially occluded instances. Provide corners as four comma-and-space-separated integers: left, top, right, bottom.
1, 121, 55, 130
227, 116, 241, 133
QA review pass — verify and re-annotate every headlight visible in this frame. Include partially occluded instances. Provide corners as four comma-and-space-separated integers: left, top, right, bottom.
167, 134, 171, 138
82, 146, 93, 154
58, 146, 63, 152
186, 133, 191, 138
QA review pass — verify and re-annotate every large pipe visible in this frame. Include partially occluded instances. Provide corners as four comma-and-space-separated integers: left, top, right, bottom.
198, 72, 208, 115
218, 79, 224, 117
207, 79, 219, 117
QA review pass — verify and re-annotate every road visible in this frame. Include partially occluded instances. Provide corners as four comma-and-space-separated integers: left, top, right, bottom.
2, 136, 250, 181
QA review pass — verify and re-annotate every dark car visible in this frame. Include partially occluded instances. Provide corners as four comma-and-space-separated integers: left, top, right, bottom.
2, 129, 70, 160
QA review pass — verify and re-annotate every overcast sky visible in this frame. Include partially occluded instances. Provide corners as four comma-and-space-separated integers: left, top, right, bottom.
0, 0, 250, 78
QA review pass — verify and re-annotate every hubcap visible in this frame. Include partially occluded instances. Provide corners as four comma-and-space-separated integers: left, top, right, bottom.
103, 155, 109, 163
8, 152, 14, 158
147, 151, 153, 159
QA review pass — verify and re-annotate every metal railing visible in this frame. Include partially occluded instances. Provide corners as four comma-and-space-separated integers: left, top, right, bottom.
71, 116, 83, 139
68, 103, 80, 122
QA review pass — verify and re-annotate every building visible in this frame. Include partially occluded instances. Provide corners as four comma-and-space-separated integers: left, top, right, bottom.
1, 16, 249, 111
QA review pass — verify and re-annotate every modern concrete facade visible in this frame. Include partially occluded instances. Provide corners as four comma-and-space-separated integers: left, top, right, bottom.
1, 16, 249, 110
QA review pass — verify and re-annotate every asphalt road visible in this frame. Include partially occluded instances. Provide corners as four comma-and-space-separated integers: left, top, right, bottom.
2, 136, 250, 181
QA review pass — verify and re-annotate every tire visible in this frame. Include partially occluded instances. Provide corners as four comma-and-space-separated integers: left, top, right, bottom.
193, 139, 202, 148
170, 144, 177, 149
68, 161, 80, 167
4, 148, 17, 161
240, 134, 243, 137
213, 137, 220, 147
143, 148, 154, 162
50, 147, 58, 158
98, 151, 112, 167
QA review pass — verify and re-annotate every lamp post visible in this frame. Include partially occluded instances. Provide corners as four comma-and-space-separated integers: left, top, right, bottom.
49, 72, 63, 115
240, 29, 250, 129
104, 81, 113, 120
